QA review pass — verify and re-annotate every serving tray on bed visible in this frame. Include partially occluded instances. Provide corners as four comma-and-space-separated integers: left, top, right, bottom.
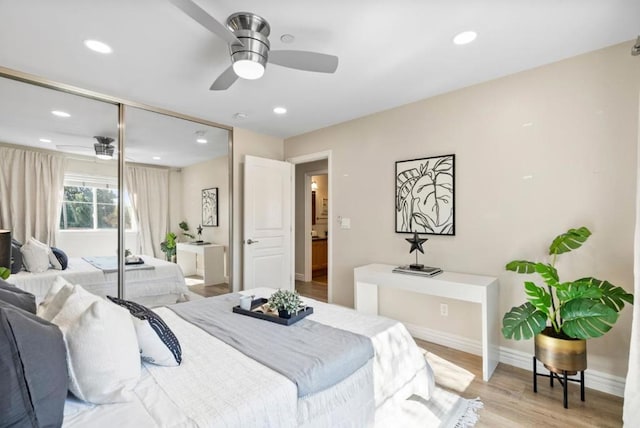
232, 298, 313, 326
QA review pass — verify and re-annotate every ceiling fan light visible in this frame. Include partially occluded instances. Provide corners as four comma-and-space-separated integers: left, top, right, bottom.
94, 136, 114, 160
233, 59, 265, 80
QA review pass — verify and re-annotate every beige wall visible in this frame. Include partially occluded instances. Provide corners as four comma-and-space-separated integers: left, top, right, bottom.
179, 155, 229, 277
232, 127, 284, 291
284, 41, 640, 378
294, 159, 328, 275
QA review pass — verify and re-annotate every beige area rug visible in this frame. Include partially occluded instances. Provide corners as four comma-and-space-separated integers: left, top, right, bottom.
378, 350, 483, 427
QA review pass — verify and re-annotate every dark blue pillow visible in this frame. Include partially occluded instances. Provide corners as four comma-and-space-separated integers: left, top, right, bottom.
50, 247, 68, 270
0, 300, 68, 427
10, 243, 23, 274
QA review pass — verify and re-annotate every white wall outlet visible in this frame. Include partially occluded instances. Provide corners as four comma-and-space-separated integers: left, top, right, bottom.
440, 303, 448, 316
340, 217, 351, 229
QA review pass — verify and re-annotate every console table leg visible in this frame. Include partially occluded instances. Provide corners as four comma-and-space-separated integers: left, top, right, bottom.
580, 370, 585, 401
550, 371, 554, 388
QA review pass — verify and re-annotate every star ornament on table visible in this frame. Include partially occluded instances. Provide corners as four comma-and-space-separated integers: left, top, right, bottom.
406, 232, 428, 254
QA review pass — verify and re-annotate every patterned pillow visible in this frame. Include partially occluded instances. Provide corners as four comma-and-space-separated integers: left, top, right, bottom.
50, 247, 68, 270
107, 296, 182, 366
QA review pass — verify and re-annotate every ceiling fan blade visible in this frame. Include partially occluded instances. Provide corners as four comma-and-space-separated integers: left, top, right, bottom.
210, 65, 239, 90
269, 50, 338, 73
170, 0, 243, 47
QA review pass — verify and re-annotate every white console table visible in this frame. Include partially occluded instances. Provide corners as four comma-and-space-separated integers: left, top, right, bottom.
354, 263, 499, 381
176, 243, 225, 286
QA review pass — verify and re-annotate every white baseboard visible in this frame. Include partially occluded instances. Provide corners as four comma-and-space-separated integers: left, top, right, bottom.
405, 323, 483, 357
405, 322, 626, 397
295, 273, 305, 281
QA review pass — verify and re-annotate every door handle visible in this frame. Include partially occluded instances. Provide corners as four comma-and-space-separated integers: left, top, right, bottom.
246, 239, 259, 245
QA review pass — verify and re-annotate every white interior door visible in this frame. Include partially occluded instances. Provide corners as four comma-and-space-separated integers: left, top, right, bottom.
243, 155, 293, 290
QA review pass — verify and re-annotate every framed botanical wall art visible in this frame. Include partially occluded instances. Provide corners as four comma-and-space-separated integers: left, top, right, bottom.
395, 154, 455, 235
202, 187, 218, 227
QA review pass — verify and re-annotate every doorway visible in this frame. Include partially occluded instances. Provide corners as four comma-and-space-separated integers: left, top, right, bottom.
288, 151, 332, 303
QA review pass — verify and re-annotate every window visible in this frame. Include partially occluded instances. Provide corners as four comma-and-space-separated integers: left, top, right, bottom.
59, 174, 134, 230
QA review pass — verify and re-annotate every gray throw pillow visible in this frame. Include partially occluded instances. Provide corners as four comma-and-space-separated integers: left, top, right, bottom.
0, 279, 36, 314
0, 300, 68, 428
10, 242, 23, 274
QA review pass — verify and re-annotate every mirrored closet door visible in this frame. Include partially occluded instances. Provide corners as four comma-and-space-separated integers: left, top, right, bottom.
122, 107, 231, 305
0, 76, 120, 302
0, 71, 233, 307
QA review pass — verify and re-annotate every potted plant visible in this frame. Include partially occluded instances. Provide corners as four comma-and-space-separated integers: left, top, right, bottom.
160, 232, 177, 262
179, 221, 195, 241
502, 226, 633, 373
268, 289, 305, 318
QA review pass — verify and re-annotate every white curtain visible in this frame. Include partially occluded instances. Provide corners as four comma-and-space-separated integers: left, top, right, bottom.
0, 146, 65, 245
125, 165, 169, 258
624, 95, 640, 426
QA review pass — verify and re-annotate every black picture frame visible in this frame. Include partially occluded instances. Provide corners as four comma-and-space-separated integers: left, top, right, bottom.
202, 187, 218, 227
395, 154, 455, 235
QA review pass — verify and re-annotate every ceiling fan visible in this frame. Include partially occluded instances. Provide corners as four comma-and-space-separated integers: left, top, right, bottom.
170, 0, 339, 90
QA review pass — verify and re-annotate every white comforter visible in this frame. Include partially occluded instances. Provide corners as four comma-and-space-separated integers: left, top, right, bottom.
7, 256, 188, 306
62, 288, 434, 427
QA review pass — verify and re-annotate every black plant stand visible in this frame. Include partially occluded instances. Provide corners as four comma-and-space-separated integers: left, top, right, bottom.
533, 356, 585, 409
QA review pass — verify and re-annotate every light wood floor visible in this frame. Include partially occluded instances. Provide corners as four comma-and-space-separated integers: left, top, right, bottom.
417, 340, 623, 427
189, 282, 623, 426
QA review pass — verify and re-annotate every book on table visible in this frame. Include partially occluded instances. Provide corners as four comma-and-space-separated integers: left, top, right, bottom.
392, 265, 443, 277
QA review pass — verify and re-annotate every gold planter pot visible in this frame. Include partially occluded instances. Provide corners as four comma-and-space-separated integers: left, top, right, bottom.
534, 327, 587, 374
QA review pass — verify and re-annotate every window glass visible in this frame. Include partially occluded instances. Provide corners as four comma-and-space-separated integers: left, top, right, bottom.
59, 178, 133, 230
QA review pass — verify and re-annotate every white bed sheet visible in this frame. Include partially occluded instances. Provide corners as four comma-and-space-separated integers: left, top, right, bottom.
7, 256, 188, 306
62, 288, 433, 427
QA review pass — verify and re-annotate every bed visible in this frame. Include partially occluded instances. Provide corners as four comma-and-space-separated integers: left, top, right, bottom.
61, 287, 435, 427
6, 256, 189, 307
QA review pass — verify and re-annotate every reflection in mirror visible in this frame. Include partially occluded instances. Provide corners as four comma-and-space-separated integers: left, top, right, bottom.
0, 76, 120, 303
123, 107, 230, 304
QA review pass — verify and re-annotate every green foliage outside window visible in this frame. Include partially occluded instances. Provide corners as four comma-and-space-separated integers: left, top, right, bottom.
59, 185, 132, 230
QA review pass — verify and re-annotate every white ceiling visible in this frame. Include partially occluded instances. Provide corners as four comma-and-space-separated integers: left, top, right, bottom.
0, 0, 639, 141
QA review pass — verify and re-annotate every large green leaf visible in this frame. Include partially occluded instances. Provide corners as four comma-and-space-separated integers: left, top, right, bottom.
502, 302, 547, 340
0, 267, 9, 280
560, 298, 618, 339
505, 260, 537, 274
524, 281, 552, 317
535, 263, 559, 287
574, 277, 634, 311
548, 226, 591, 255
556, 281, 603, 304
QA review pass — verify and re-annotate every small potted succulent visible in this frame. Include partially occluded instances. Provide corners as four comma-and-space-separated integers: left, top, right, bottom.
268, 289, 305, 318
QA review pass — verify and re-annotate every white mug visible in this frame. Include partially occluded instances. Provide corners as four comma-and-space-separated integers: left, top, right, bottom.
239, 295, 253, 310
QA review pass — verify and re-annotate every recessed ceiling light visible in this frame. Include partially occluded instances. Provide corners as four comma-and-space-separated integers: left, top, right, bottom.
273, 106, 287, 115
84, 39, 113, 54
51, 110, 71, 118
453, 31, 477, 45
233, 112, 248, 120
152, 156, 161, 160
196, 138, 208, 144
280, 34, 295, 44
39, 138, 52, 143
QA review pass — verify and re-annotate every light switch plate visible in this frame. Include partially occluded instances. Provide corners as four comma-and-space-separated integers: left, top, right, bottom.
340, 218, 351, 229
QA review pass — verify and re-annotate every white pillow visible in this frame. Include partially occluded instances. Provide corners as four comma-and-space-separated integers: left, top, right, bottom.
20, 238, 51, 273
55, 299, 141, 404
50, 284, 103, 326
37, 276, 73, 320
